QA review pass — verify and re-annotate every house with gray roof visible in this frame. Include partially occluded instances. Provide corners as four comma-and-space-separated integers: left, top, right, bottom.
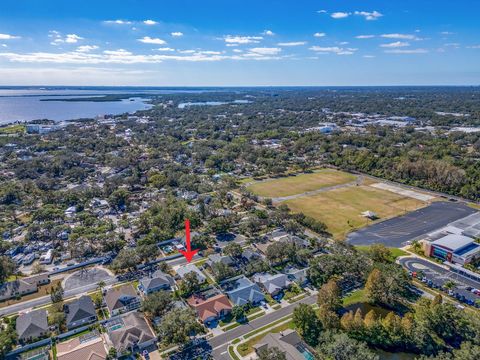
253, 329, 315, 360
175, 264, 207, 283
65, 295, 97, 329
16, 309, 49, 342
0, 274, 49, 301
284, 267, 309, 287
138, 270, 174, 296
222, 276, 265, 306
206, 254, 234, 268
253, 273, 290, 297
105, 284, 141, 316
107, 312, 156, 355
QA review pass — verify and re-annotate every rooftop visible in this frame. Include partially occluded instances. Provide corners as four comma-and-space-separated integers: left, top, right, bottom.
431, 234, 475, 252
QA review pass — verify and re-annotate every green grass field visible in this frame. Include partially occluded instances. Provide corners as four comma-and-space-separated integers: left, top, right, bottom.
0, 124, 25, 134
246, 169, 356, 198
284, 185, 424, 239
343, 289, 367, 306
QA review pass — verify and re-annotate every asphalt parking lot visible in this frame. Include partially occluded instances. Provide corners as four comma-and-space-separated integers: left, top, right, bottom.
347, 201, 477, 247
63, 267, 114, 291
399, 257, 480, 306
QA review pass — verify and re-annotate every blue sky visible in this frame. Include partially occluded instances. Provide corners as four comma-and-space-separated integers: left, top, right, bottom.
0, 0, 479, 86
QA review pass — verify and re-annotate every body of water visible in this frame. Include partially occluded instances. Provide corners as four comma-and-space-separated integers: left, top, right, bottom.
0, 96, 153, 124
0, 87, 210, 124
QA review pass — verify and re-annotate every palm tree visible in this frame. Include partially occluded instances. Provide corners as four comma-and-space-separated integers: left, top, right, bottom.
97, 280, 106, 294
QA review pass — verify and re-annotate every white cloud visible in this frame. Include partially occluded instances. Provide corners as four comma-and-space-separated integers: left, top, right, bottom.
277, 41, 306, 46
263, 30, 275, 36
1, 44, 7, 48
363, 55, 376, 58
156, 47, 175, 52
224, 35, 263, 44
65, 34, 83, 43
441, 31, 454, 35
0, 48, 285, 64
143, 20, 157, 25
103, 49, 133, 56
171, 32, 184, 37
380, 41, 410, 48
49, 32, 83, 45
76, 45, 99, 52
313, 32, 326, 38
0, 33, 20, 40
104, 20, 132, 25
381, 33, 419, 40
248, 47, 282, 55
384, 48, 428, 54
466, 45, 480, 49
354, 11, 383, 21
317, 10, 327, 14
331, 12, 350, 19
309, 46, 357, 55
232, 49, 243, 53
138, 36, 166, 45
356, 35, 375, 39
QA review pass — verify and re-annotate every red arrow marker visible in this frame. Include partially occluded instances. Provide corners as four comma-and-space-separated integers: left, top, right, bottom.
179, 219, 198, 263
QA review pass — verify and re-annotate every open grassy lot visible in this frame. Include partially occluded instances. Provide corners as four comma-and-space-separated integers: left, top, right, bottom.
284, 185, 424, 239
246, 169, 356, 198
0, 124, 25, 134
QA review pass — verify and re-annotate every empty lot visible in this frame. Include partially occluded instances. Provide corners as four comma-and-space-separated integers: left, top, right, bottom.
246, 169, 356, 198
284, 185, 425, 240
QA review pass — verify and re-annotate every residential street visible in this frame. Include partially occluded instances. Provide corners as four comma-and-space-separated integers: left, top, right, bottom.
209, 294, 317, 359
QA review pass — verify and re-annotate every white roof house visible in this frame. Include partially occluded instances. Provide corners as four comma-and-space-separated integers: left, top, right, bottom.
176, 264, 207, 283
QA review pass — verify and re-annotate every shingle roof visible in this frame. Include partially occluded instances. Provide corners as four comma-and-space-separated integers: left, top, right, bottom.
16, 309, 48, 340
65, 295, 96, 326
108, 312, 156, 351
224, 277, 265, 306
176, 264, 206, 283
104, 284, 139, 313
139, 270, 174, 292
56, 332, 107, 360
253, 273, 289, 295
254, 330, 308, 360
187, 294, 232, 322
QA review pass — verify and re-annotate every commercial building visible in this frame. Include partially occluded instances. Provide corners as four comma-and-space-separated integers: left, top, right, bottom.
425, 234, 480, 265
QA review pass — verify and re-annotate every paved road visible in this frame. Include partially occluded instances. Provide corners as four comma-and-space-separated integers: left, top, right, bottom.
210, 295, 316, 360
0, 254, 197, 316
399, 257, 480, 304
347, 202, 477, 247
0, 275, 118, 316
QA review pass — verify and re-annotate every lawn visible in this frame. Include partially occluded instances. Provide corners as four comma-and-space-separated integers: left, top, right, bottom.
284, 185, 424, 239
237, 320, 295, 356
246, 169, 356, 198
0, 124, 25, 134
355, 246, 408, 260
343, 289, 368, 306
